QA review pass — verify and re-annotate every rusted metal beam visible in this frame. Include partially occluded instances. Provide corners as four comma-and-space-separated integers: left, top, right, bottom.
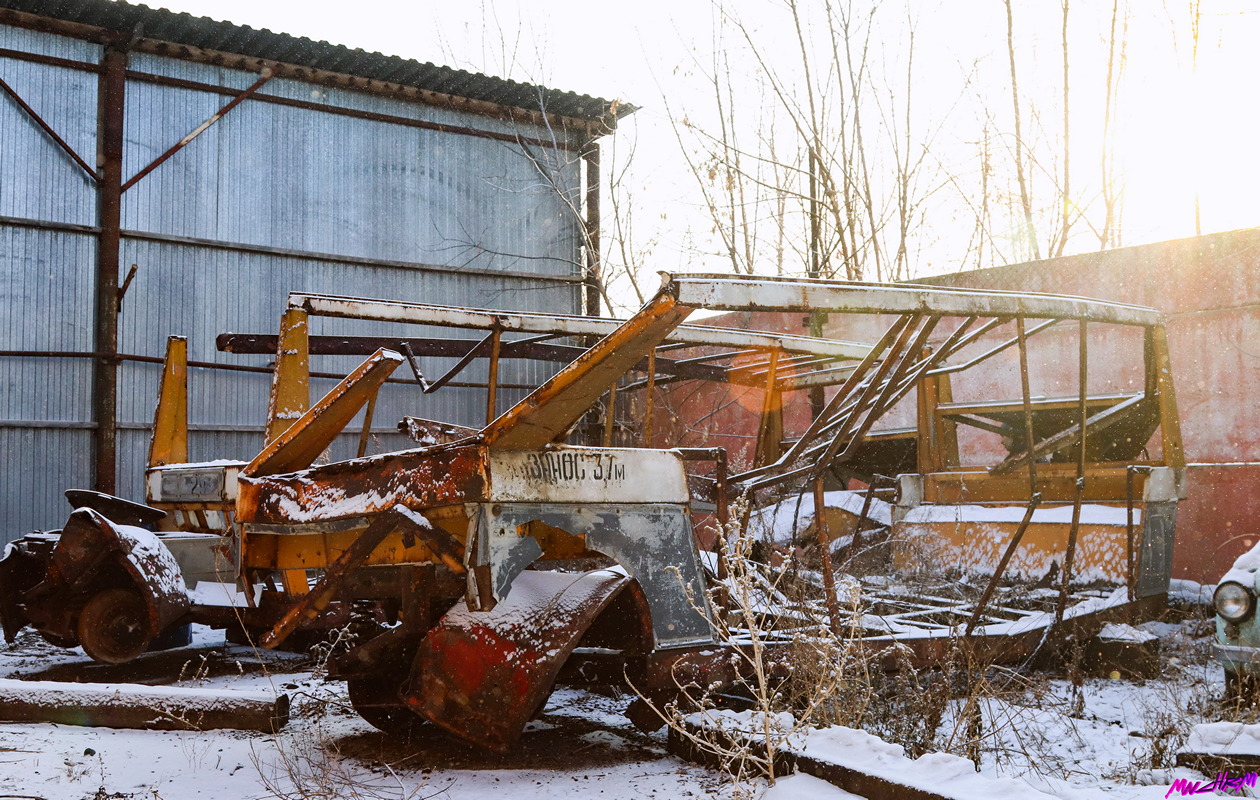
988, 393, 1145, 476
483, 291, 694, 450
260, 510, 406, 650
667, 273, 1163, 325
486, 325, 502, 425
814, 477, 843, 635
1126, 465, 1152, 602
966, 493, 1042, 636
753, 349, 782, 468
644, 348, 657, 446
289, 293, 871, 359
425, 328, 498, 394
246, 349, 404, 477
1016, 317, 1039, 496
356, 389, 378, 458
0, 73, 98, 181
1055, 320, 1089, 627
121, 70, 273, 193
1150, 325, 1186, 468
217, 332, 730, 383
925, 317, 1058, 377
91, 44, 126, 495
583, 138, 601, 315
602, 381, 617, 445
264, 308, 311, 444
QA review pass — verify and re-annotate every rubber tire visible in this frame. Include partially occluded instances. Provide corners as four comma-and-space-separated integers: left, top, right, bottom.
77, 587, 153, 665
347, 674, 426, 737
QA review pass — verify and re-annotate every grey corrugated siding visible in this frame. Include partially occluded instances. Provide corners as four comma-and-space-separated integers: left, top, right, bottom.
1, 27, 586, 540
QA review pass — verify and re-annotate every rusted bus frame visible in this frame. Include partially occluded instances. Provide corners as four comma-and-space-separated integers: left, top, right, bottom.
988, 394, 1147, 476
746, 315, 927, 487
807, 316, 935, 475
834, 317, 942, 463
739, 315, 915, 486
1016, 317, 1039, 495
925, 318, 1062, 377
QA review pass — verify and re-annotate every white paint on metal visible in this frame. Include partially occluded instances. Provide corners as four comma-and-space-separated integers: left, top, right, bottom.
487, 446, 690, 504
146, 462, 244, 503
666, 273, 1164, 326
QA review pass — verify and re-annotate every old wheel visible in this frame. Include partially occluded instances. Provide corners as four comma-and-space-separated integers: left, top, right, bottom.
348, 674, 425, 737
77, 588, 152, 664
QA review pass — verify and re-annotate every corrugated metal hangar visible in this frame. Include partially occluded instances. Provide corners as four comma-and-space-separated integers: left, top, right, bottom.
0, 0, 627, 539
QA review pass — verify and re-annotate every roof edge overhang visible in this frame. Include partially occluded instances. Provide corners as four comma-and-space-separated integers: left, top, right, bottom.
0, 0, 633, 137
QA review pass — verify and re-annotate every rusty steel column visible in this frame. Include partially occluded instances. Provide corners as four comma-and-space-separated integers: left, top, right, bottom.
92, 45, 127, 494
582, 138, 601, 317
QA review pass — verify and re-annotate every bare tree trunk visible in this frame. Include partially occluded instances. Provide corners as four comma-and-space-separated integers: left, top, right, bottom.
1098, 0, 1123, 249
1004, 0, 1040, 261
1053, 0, 1071, 258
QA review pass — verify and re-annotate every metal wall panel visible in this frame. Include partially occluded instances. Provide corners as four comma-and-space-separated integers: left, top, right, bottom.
0, 427, 92, 536
0, 225, 96, 536
121, 56, 584, 278
2, 30, 588, 540
0, 31, 97, 225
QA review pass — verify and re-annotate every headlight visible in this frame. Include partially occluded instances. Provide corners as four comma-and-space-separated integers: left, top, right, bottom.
1215, 581, 1255, 623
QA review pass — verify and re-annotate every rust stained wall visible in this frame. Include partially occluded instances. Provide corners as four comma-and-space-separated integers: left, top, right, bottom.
657, 227, 1260, 584
923, 227, 1260, 583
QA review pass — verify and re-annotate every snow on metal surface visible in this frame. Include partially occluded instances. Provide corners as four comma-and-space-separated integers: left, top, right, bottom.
749, 490, 893, 547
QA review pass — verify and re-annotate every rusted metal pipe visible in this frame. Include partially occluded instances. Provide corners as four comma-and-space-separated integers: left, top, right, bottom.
1055, 321, 1089, 627
356, 389, 378, 458
121, 70, 273, 192
486, 323, 502, 425
603, 381, 617, 446
1015, 317, 1038, 496
644, 348, 657, 447
1126, 465, 1152, 602
753, 349, 782, 467
583, 138, 601, 316
813, 477, 843, 636
966, 492, 1041, 636
0, 73, 98, 181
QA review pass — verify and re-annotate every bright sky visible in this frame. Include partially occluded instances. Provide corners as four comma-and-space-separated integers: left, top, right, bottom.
149, 0, 1260, 297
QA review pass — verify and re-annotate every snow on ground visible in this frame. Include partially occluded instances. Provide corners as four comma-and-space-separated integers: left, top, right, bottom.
0, 602, 1247, 800
0, 626, 732, 800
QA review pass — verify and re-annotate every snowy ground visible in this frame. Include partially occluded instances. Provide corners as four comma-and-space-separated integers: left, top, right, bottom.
0, 626, 745, 800
0, 605, 1248, 799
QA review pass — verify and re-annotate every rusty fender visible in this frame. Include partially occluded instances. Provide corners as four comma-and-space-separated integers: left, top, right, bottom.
23, 509, 189, 639
406, 569, 631, 752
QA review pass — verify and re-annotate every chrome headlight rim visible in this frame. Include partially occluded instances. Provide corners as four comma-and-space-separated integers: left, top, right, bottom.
1215, 581, 1256, 624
